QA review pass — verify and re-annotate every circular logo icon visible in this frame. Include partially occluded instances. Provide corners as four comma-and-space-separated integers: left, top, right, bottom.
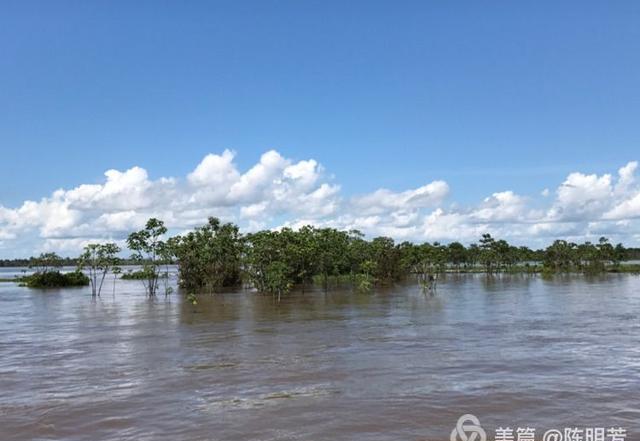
542, 429, 564, 441
451, 414, 487, 441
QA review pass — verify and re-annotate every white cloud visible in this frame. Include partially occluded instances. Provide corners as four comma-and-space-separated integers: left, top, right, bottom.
471, 191, 529, 223
0, 150, 342, 255
187, 149, 239, 187
547, 171, 613, 221
351, 181, 449, 215
422, 209, 485, 242
604, 192, 640, 220
615, 161, 637, 194
1, 153, 640, 256
228, 150, 289, 202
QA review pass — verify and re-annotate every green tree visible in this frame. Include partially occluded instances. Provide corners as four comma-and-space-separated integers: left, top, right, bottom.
479, 234, 497, 273
447, 242, 467, 271
369, 236, 401, 282
172, 217, 244, 293
78, 243, 121, 297
264, 261, 292, 303
313, 228, 350, 289
597, 237, 614, 267
613, 243, 626, 268
29, 252, 63, 274
127, 218, 168, 297
544, 240, 577, 272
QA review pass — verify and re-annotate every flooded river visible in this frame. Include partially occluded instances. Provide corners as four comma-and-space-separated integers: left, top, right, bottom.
0, 271, 639, 440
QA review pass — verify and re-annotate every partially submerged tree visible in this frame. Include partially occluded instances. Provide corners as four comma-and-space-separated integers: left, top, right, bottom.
29, 252, 63, 274
244, 230, 286, 293
171, 217, 243, 293
264, 261, 292, 303
127, 218, 169, 297
112, 265, 121, 296
78, 243, 121, 297
479, 234, 497, 273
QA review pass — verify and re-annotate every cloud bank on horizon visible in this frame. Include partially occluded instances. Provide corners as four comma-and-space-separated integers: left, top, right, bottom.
1, 150, 639, 257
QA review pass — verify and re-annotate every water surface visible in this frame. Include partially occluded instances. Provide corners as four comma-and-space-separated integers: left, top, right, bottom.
1, 272, 639, 440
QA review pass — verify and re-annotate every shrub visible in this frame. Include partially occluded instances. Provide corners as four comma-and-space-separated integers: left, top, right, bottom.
21, 270, 90, 288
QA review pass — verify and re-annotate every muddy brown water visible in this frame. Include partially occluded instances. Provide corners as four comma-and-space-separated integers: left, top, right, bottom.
0, 271, 639, 440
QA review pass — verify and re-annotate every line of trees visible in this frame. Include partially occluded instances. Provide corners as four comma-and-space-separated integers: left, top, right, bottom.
6, 217, 640, 299
126, 218, 640, 300
0, 256, 155, 267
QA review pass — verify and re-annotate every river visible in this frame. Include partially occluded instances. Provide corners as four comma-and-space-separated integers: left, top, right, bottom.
0, 270, 638, 440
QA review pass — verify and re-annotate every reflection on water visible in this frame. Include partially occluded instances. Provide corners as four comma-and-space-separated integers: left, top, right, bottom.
0, 273, 639, 440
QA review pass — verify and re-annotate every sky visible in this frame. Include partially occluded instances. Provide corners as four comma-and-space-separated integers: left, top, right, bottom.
1, 1, 640, 257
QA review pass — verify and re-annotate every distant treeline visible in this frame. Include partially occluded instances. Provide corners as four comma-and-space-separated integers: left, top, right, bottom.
3, 217, 640, 298
0, 257, 149, 267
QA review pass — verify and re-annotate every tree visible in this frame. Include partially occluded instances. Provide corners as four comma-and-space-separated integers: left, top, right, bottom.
244, 230, 288, 293
479, 234, 497, 273
313, 228, 350, 289
369, 236, 401, 282
597, 237, 614, 266
346, 230, 371, 278
112, 265, 122, 296
447, 242, 467, 271
613, 243, 626, 268
29, 252, 63, 274
171, 217, 244, 293
264, 261, 292, 303
79, 243, 121, 297
467, 244, 481, 268
284, 225, 317, 289
127, 218, 169, 297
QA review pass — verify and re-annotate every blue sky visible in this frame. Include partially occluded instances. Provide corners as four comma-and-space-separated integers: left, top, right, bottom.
1, 1, 640, 256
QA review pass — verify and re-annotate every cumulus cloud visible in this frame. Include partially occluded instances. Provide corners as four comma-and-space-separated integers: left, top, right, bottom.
471, 191, 530, 223
1, 152, 640, 256
604, 193, 640, 220
351, 181, 449, 215
0, 150, 343, 255
547, 171, 613, 221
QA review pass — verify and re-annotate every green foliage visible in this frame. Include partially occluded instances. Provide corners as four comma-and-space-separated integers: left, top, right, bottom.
22, 252, 90, 288
78, 243, 121, 296
11, 216, 638, 300
7, 241, 638, 270
29, 252, 63, 273
119, 217, 638, 303
244, 229, 290, 293
355, 273, 373, 293
21, 270, 89, 288
127, 218, 169, 297
171, 217, 243, 293
543, 237, 618, 274
264, 261, 292, 302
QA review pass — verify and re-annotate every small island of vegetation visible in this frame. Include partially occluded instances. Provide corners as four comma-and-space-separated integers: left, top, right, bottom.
1, 252, 91, 288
